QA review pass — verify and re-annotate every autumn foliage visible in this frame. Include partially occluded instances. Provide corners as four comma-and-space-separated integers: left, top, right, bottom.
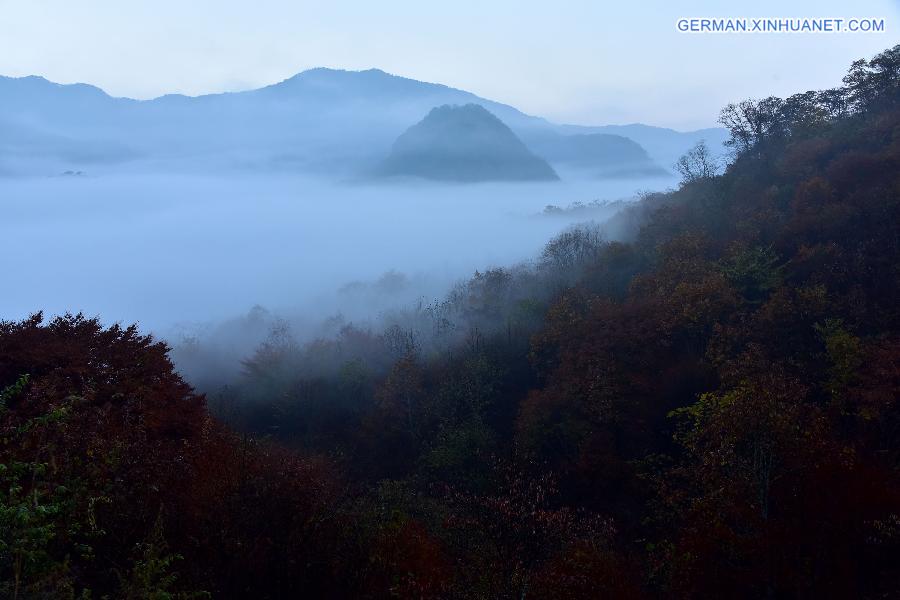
2, 45, 899, 598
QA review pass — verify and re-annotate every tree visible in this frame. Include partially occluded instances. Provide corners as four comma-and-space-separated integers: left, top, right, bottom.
843, 44, 900, 111
718, 97, 785, 156
0, 313, 207, 597
674, 140, 719, 184
442, 464, 617, 599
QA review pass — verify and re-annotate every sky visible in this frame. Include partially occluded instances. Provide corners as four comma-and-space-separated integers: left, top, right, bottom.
0, 0, 897, 129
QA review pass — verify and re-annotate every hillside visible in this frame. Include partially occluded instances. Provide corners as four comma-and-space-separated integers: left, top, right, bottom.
376, 104, 559, 182
2, 45, 898, 599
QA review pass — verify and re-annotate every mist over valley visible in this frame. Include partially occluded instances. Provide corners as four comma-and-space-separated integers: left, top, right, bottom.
4, 17, 896, 595
0, 68, 691, 380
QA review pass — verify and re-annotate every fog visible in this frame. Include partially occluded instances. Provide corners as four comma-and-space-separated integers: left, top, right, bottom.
0, 171, 675, 369
0, 67, 709, 387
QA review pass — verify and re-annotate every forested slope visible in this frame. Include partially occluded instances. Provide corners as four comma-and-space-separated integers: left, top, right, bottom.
1, 45, 898, 599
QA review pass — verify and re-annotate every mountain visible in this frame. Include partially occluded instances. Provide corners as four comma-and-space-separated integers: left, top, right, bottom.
570, 123, 730, 170
377, 104, 558, 182
0, 69, 723, 177
524, 132, 670, 178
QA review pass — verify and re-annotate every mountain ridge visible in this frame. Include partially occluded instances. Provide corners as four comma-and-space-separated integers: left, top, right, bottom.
1, 69, 717, 134
0, 69, 725, 176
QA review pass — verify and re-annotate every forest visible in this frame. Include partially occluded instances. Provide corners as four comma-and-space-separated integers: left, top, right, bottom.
1, 45, 899, 598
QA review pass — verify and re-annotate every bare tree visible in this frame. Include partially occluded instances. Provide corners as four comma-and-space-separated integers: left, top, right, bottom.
674, 140, 719, 184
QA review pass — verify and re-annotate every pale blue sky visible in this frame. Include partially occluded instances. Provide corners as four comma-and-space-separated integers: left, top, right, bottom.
0, 0, 897, 128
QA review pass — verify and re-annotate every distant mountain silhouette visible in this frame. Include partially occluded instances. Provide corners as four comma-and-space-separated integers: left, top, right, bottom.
0, 69, 723, 178
557, 123, 730, 171
377, 104, 558, 182
525, 132, 670, 178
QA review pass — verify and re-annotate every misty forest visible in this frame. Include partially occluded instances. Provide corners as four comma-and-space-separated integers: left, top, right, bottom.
1, 42, 899, 599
